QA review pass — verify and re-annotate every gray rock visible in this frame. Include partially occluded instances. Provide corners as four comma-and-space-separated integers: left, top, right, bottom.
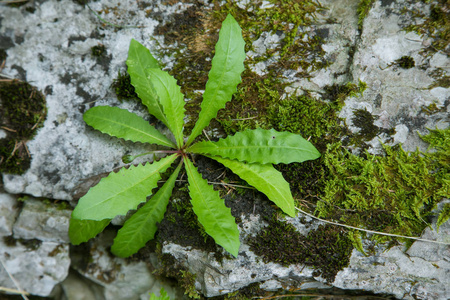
71, 230, 186, 300
161, 241, 330, 297
0, 193, 19, 236
340, 0, 449, 154
60, 270, 105, 300
0, 237, 70, 297
13, 197, 71, 243
0, 0, 168, 200
161, 202, 450, 299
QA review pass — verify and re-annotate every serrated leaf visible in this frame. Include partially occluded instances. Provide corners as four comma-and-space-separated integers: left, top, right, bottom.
111, 163, 182, 257
69, 218, 111, 245
84, 106, 175, 148
189, 128, 321, 164
184, 158, 240, 257
186, 14, 245, 145
150, 288, 170, 300
211, 156, 296, 217
146, 69, 185, 147
127, 39, 169, 126
72, 154, 177, 220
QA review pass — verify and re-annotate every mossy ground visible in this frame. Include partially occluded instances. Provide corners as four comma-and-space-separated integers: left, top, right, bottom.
0, 80, 47, 174
110, 0, 448, 298
250, 218, 353, 282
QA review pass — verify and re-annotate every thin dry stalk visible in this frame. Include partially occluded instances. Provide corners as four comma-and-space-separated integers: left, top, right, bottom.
295, 207, 450, 245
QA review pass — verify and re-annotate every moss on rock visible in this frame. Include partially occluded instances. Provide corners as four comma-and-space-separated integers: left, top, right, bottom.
249, 217, 353, 282
0, 80, 47, 174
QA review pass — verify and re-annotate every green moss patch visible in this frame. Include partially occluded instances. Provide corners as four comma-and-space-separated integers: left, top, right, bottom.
111, 70, 138, 101
395, 55, 415, 69
91, 44, 107, 57
357, 0, 376, 31
317, 127, 450, 243
0, 80, 47, 174
249, 218, 353, 282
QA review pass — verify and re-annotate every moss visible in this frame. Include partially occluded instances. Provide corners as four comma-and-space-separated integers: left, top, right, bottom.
220, 282, 266, 300
154, 246, 202, 299
395, 55, 415, 69
357, 0, 376, 31
323, 80, 367, 108
351, 108, 379, 141
111, 70, 138, 101
2, 235, 42, 250
157, 184, 219, 254
180, 270, 201, 299
421, 102, 447, 115
213, 0, 328, 75
3, 235, 17, 247
0, 80, 47, 174
6, 0, 29, 7
151, 0, 329, 138
0, 49, 7, 62
249, 217, 352, 282
402, 0, 450, 55
316, 128, 450, 244
133, 1, 448, 296
91, 44, 106, 57
431, 76, 450, 88
436, 203, 450, 231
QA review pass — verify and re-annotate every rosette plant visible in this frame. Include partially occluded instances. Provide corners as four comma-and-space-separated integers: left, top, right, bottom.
69, 14, 320, 257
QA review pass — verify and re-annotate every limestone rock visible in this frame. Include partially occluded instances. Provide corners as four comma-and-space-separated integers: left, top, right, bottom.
0, 0, 167, 200
339, 0, 449, 154
0, 193, 20, 236
71, 230, 186, 300
161, 241, 330, 297
334, 208, 450, 300
0, 237, 70, 297
60, 270, 105, 300
13, 197, 71, 243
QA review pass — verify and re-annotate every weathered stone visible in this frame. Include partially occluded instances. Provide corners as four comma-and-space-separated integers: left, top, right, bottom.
71, 229, 186, 300
0, 0, 167, 200
339, 0, 449, 154
0, 238, 70, 297
334, 208, 450, 300
0, 193, 19, 236
60, 270, 106, 300
161, 241, 330, 297
12, 197, 71, 243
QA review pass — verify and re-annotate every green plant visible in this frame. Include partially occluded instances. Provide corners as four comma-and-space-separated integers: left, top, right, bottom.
149, 288, 170, 300
69, 14, 320, 258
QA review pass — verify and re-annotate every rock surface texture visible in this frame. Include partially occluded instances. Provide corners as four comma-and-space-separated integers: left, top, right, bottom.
0, 0, 448, 299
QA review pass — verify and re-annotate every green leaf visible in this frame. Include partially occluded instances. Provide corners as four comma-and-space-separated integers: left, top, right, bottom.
146, 69, 185, 147
127, 39, 169, 126
186, 14, 245, 145
149, 288, 170, 300
72, 154, 177, 220
111, 163, 182, 257
69, 218, 111, 245
184, 158, 240, 257
211, 156, 296, 217
84, 106, 175, 148
189, 128, 321, 164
